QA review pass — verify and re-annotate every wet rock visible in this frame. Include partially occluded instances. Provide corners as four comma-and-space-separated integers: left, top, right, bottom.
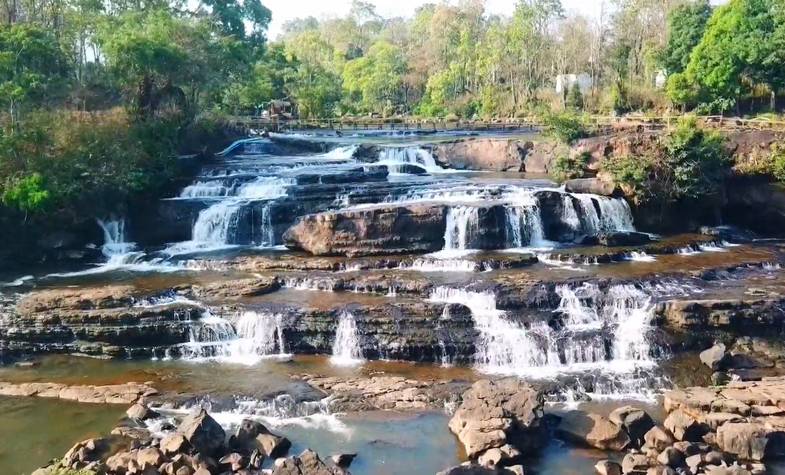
477, 444, 521, 468
253, 432, 291, 458
272, 449, 342, 475
448, 378, 546, 459
557, 411, 631, 451
127, 403, 159, 421
436, 463, 500, 475
431, 139, 527, 172
330, 453, 356, 468
595, 460, 622, 475
701, 343, 730, 371
609, 406, 655, 448
233, 418, 270, 447
597, 231, 652, 247
177, 408, 226, 455
191, 277, 280, 300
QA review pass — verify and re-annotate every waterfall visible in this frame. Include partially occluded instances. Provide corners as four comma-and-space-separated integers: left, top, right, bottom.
180, 181, 232, 198
505, 208, 524, 248
181, 310, 289, 364
429, 287, 546, 372
429, 283, 656, 380
376, 147, 442, 173
443, 206, 479, 252
571, 194, 635, 234
96, 217, 145, 266
330, 311, 364, 366
191, 202, 242, 246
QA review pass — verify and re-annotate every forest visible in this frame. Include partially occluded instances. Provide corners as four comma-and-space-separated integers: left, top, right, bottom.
0, 0, 784, 227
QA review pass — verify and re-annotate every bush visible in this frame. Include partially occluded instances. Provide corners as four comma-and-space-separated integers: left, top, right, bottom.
553, 151, 590, 182
602, 155, 654, 204
542, 111, 588, 144
663, 117, 730, 200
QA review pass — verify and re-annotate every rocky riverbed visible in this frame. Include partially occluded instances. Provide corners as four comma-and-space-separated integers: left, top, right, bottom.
4, 129, 785, 474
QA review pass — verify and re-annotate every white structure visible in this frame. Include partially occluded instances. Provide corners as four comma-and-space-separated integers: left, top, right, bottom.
655, 70, 668, 89
555, 73, 593, 94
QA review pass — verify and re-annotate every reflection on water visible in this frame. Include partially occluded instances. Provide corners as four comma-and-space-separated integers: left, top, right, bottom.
0, 396, 123, 475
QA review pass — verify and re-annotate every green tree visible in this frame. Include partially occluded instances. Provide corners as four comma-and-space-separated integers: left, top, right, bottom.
661, 0, 712, 75
0, 24, 67, 126
342, 40, 406, 115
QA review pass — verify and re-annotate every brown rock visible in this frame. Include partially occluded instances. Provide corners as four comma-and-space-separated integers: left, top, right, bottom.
161, 433, 190, 455
177, 408, 225, 455
609, 406, 655, 447
254, 432, 291, 458
136, 447, 164, 470
557, 411, 630, 451
272, 449, 342, 475
643, 426, 675, 452
664, 409, 706, 442
127, 403, 159, 421
594, 460, 622, 475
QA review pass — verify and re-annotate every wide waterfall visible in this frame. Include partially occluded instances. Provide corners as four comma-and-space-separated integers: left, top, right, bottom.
181, 310, 289, 364
429, 283, 657, 380
330, 311, 364, 366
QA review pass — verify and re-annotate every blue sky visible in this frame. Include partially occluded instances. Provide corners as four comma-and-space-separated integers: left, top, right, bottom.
265, 0, 729, 40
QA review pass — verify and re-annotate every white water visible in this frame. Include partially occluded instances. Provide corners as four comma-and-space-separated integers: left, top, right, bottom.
181, 310, 290, 364
376, 147, 445, 174
625, 251, 656, 262
330, 311, 364, 366
429, 283, 657, 386
97, 217, 136, 260
401, 257, 478, 273
443, 206, 480, 253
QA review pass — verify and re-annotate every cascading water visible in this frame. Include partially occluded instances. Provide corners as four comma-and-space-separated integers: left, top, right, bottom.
330, 311, 364, 366
376, 147, 443, 173
96, 217, 145, 265
181, 310, 289, 364
572, 194, 635, 234
443, 206, 479, 253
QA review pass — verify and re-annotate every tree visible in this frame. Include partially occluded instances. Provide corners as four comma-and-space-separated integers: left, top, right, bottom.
200, 0, 271, 50
673, 0, 785, 111
0, 24, 66, 126
342, 40, 406, 115
661, 0, 712, 75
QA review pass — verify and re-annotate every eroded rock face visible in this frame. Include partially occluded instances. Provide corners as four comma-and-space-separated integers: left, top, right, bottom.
565, 178, 617, 196
284, 204, 449, 256
657, 298, 785, 333
448, 378, 546, 461
178, 408, 226, 455
431, 139, 528, 172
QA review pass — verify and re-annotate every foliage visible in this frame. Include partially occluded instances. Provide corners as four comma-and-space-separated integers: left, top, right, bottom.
661, 1, 712, 75
542, 111, 588, 144
565, 82, 583, 110
343, 41, 406, 115
602, 155, 654, 204
662, 117, 730, 200
552, 152, 590, 182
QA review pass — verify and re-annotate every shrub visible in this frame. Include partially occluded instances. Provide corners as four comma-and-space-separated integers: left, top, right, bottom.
602, 155, 654, 204
542, 111, 588, 144
553, 151, 590, 182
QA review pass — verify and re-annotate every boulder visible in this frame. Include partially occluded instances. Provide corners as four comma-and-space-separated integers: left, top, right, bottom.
656, 447, 684, 468
136, 447, 164, 470
565, 178, 617, 196
643, 426, 676, 452
271, 449, 342, 475
609, 406, 655, 448
253, 432, 291, 458
716, 421, 785, 461
219, 452, 246, 472
161, 433, 190, 455
622, 453, 651, 474
177, 408, 226, 455
126, 403, 159, 421
700, 343, 730, 371
477, 444, 521, 467
663, 409, 707, 442
330, 453, 356, 468
557, 411, 631, 451
448, 378, 545, 459
594, 460, 622, 475
431, 139, 526, 172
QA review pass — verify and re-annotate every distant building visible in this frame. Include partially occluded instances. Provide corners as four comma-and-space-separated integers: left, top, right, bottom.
655, 70, 668, 89
555, 73, 593, 94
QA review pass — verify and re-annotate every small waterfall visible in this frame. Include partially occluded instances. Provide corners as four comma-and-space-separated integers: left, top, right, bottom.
504, 207, 524, 248
403, 257, 478, 273
625, 251, 656, 262
330, 311, 364, 366
505, 190, 549, 248
571, 194, 635, 234
181, 310, 289, 364
180, 181, 232, 198
96, 217, 144, 266
443, 206, 479, 252
376, 147, 442, 173
192, 202, 242, 246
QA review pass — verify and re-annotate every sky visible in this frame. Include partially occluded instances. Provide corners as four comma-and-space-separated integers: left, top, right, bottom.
264, 0, 729, 41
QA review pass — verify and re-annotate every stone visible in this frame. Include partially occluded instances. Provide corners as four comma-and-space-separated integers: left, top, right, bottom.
136, 447, 164, 470
716, 422, 783, 461
477, 444, 521, 467
436, 463, 499, 475
235, 419, 270, 445
595, 460, 623, 475
685, 453, 703, 473
271, 449, 342, 475
254, 432, 291, 458
177, 408, 226, 455
646, 467, 676, 475
564, 177, 617, 196
701, 343, 730, 371
644, 426, 676, 452
161, 433, 190, 455
126, 403, 159, 421
330, 453, 356, 468
219, 452, 246, 471
609, 406, 655, 447
622, 453, 651, 474
664, 409, 706, 442
557, 411, 631, 451
656, 447, 684, 468
448, 379, 545, 459
597, 231, 652, 247
106, 450, 135, 473
431, 139, 527, 172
